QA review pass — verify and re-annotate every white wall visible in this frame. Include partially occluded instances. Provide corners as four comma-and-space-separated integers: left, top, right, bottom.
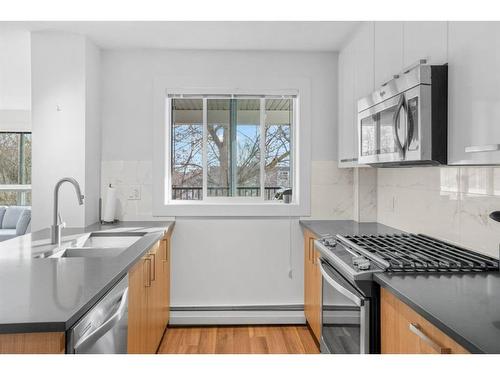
31, 31, 101, 230
100, 49, 350, 320
0, 29, 31, 131
84, 39, 102, 227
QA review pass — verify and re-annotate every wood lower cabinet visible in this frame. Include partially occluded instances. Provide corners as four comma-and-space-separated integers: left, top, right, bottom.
381, 288, 469, 354
0, 332, 65, 354
303, 229, 321, 344
128, 234, 171, 354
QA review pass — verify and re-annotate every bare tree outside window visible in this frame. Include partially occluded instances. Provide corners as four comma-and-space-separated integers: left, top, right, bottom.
170, 96, 294, 201
0, 132, 31, 206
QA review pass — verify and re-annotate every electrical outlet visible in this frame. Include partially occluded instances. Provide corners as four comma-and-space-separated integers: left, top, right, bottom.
127, 185, 141, 200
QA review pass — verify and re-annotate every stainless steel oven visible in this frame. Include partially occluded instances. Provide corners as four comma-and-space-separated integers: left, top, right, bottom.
319, 259, 370, 354
357, 63, 447, 166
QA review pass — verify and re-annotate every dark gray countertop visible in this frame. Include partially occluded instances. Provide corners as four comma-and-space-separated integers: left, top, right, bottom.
0, 221, 174, 334
300, 220, 500, 354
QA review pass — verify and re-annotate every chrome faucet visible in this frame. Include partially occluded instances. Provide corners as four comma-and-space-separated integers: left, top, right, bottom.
51, 177, 85, 246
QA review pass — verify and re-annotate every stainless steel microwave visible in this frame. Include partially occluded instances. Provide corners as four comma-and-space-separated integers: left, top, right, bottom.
357, 64, 448, 166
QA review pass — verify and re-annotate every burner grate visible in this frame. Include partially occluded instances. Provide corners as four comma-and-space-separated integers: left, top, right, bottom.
340, 234, 499, 273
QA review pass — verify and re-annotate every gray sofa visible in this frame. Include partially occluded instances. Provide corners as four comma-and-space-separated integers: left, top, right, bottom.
0, 206, 31, 242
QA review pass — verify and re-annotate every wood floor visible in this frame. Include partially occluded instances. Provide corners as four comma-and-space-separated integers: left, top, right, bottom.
158, 325, 320, 354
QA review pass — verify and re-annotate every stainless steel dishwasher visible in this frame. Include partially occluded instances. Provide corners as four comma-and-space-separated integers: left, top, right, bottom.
67, 275, 128, 354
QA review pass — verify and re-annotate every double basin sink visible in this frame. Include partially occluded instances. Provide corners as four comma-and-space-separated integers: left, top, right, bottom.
34, 231, 147, 259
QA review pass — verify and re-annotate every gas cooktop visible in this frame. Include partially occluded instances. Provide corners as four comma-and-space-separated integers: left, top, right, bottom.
315, 233, 499, 280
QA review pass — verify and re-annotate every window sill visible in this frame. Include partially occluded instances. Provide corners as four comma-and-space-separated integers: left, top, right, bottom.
152, 201, 308, 217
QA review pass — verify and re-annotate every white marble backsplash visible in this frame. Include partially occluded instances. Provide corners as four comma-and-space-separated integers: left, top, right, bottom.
377, 166, 500, 258
101, 160, 355, 221
311, 161, 354, 219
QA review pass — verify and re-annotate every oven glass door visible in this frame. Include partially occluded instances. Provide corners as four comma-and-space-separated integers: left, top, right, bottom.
320, 261, 369, 354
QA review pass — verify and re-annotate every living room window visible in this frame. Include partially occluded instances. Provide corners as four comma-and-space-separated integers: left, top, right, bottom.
168, 95, 295, 203
0, 132, 31, 206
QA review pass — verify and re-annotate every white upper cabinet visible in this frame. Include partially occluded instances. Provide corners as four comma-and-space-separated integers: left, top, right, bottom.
374, 22, 404, 88
338, 41, 356, 166
403, 21, 448, 66
338, 22, 374, 168
353, 22, 375, 102
448, 22, 500, 165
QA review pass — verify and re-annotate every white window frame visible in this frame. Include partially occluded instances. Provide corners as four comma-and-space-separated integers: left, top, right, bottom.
152, 75, 311, 217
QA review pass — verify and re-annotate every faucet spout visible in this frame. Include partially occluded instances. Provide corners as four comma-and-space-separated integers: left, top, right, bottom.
51, 177, 85, 245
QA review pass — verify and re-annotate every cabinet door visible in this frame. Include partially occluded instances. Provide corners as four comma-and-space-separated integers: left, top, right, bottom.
403, 21, 447, 66
448, 21, 500, 165
338, 42, 356, 167
149, 242, 164, 352
303, 231, 312, 325
374, 22, 404, 88
381, 288, 469, 354
159, 237, 170, 329
128, 255, 151, 354
310, 248, 322, 341
353, 22, 375, 101
303, 230, 320, 344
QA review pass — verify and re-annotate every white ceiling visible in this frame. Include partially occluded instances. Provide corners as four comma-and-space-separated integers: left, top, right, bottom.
0, 21, 361, 51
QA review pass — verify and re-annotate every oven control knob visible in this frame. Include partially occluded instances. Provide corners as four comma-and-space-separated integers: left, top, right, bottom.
321, 237, 336, 247
353, 256, 371, 270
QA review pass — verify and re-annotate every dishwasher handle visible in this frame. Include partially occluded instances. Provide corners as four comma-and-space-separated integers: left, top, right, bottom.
73, 287, 128, 353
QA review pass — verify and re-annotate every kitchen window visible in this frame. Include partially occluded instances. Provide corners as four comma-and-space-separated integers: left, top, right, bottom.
168, 95, 295, 203
0, 132, 31, 206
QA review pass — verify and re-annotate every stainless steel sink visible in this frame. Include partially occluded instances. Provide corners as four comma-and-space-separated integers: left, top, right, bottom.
78, 232, 146, 249
34, 231, 148, 259
56, 247, 130, 258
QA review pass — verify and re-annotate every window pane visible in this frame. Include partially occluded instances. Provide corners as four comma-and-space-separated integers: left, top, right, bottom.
171, 99, 203, 200
236, 99, 260, 197
0, 190, 31, 206
207, 99, 231, 197
0, 133, 21, 184
23, 133, 32, 185
265, 99, 292, 200
207, 99, 261, 197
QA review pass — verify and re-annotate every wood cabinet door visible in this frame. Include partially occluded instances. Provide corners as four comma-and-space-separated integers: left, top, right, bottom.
381, 288, 469, 354
158, 238, 170, 330
128, 255, 151, 353
149, 242, 163, 352
303, 231, 312, 326
310, 247, 322, 341
303, 230, 321, 344
163, 237, 171, 326
128, 240, 170, 354
448, 21, 500, 165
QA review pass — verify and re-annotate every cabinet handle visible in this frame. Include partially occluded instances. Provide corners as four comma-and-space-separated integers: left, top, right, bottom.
163, 241, 168, 263
408, 323, 451, 354
144, 257, 152, 287
150, 253, 156, 281
465, 144, 500, 153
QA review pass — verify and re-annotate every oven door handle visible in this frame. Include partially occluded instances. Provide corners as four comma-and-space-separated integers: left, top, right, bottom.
319, 263, 363, 307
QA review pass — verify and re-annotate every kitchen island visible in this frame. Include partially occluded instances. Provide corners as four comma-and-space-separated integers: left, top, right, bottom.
0, 221, 174, 353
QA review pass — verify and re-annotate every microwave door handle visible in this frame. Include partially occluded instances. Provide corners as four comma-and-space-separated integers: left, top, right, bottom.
393, 94, 407, 157
319, 263, 363, 307
73, 287, 128, 353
